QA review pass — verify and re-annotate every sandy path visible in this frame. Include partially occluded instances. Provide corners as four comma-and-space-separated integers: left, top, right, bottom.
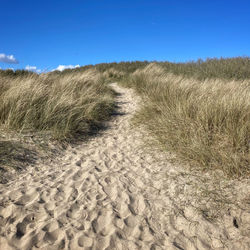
0, 83, 249, 250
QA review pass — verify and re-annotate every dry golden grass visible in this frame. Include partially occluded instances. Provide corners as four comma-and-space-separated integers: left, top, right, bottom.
0, 69, 115, 175
1, 58, 249, 179
121, 63, 250, 178
0, 69, 115, 139
103, 68, 126, 80
159, 56, 250, 80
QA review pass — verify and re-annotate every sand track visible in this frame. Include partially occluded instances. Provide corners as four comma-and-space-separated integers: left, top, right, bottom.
0, 83, 249, 250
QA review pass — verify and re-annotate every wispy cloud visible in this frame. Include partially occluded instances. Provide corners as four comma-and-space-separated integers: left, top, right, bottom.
0, 53, 19, 64
54, 64, 80, 71
25, 65, 41, 73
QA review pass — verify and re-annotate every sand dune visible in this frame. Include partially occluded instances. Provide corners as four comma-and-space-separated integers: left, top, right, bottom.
0, 83, 249, 250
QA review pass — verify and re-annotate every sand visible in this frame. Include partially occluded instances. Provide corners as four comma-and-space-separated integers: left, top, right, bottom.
0, 83, 249, 250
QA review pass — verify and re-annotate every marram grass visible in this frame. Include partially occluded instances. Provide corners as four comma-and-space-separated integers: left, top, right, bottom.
1, 57, 249, 178
0, 69, 115, 140
121, 63, 250, 178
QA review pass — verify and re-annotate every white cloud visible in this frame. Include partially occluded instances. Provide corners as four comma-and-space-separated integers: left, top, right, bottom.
54, 64, 80, 71
25, 65, 41, 73
0, 53, 19, 64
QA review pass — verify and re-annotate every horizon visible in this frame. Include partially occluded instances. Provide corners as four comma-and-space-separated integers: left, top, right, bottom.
1, 0, 250, 72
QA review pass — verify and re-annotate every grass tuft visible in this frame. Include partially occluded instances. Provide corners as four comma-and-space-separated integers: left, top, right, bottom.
121, 63, 250, 178
0, 69, 115, 176
0, 69, 115, 140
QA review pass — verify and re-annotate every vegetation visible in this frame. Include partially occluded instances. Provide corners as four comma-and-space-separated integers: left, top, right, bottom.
159, 57, 250, 80
59, 57, 250, 81
0, 69, 36, 78
50, 61, 150, 77
0, 69, 115, 139
0, 69, 115, 175
0, 56, 249, 178
120, 63, 250, 178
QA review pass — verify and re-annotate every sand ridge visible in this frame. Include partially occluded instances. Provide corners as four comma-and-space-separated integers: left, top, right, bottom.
0, 83, 249, 250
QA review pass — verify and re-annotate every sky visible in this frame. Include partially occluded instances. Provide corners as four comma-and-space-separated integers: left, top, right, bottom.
1, 0, 250, 72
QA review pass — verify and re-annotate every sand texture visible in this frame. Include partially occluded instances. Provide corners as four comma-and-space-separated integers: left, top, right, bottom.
0, 83, 249, 250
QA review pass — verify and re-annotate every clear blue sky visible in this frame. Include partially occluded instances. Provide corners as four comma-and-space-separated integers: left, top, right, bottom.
1, 0, 250, 72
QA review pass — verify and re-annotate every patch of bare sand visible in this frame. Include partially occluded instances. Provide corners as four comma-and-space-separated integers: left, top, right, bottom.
0, 83, 249, 250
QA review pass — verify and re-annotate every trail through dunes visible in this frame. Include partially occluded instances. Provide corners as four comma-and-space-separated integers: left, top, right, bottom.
0, 83, 249, 250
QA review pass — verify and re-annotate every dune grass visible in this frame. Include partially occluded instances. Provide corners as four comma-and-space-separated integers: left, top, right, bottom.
43, 56, 250, 81
1, 57, 249, 179
0, 69, 115, 140
121, 63, 250, 178
59, 56, 250, 81
159, 57, 250, 80
0, 69, 115, 175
